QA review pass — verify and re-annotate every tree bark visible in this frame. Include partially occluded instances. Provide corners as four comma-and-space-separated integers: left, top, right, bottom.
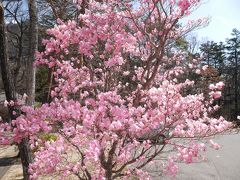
26, 0, 38, 106
0, 3, 17, 123
234, 48, 238, 118
18, 138, 33, 180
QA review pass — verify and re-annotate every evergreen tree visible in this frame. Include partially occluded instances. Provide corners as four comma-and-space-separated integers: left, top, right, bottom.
225, 29, 240, 119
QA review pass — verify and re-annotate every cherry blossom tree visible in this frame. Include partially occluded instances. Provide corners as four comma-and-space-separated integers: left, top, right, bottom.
0, 0, 231, 179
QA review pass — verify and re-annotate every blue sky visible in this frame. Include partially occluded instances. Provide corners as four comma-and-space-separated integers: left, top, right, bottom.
187, 0, 240, 42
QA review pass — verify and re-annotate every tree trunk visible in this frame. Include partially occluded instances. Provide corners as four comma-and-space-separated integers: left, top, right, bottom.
0, 3, 17, 123
26, 0, 38, 106
1, 3, 33, 180
18, 138, 33, 180
234, 49, 238, 118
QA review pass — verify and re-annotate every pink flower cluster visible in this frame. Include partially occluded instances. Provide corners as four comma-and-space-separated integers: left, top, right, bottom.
0, 0, 231, 179
209, 82, 225, 99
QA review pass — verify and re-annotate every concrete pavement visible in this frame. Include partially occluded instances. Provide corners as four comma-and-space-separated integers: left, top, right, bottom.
162, 131, 240, 180
1, 132, 240, 179
0, 145, 20, 180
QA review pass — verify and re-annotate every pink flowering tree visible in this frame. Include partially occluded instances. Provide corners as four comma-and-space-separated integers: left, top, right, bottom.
0, 0, 231, 179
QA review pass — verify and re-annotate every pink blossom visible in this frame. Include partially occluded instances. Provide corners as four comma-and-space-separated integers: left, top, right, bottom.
202, 65, 208, 71
209, 84, 215, 90
195, 69, 201, 74
123, 71, 130, 76
216, 81, 224, 90
178, 0, 191, 14
188, 63, 193, 68
9, 100, 14, 106
4, 100, 8, 107
211, 91, 222, 99
209, 140, 220, 150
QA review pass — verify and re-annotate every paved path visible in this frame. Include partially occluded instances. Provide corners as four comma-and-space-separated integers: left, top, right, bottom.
1, 132, 240, 179
0, 166, 10, 179
161, 131, 240, 180
0, 145, 19, 179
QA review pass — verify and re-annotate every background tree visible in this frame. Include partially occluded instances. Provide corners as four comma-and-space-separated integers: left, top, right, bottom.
0, 1, 33, 179
197, 29, 240, 121
25, 0, 38, 105
37, 0, 78, 28
3, 0, 29, 94
224, 29, 240, 120
199, 41, 224, 89
17, 0, 39, 179
200, 41, 217, 66
0, 2, 17, 122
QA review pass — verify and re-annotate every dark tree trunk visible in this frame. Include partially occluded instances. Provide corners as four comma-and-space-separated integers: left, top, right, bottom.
18, 138, 33, 180
234, 49, 238, 118
1, 3, 33, 180
0, 3, 17, 122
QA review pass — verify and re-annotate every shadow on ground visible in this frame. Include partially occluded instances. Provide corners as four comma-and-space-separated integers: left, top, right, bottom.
0, 156, 20, 167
